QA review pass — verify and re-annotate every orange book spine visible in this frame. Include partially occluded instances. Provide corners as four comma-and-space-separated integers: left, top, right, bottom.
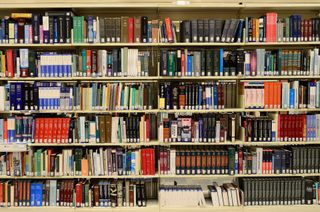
86, 49, 91, 76
164, 17, 173, 42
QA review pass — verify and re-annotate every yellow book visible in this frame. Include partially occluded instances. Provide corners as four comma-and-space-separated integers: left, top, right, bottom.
11, 13, 32, 19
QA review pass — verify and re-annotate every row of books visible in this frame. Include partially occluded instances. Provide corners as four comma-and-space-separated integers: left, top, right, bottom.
159, 113, 237, 143
246, 13, 320, 42
240, 178, 320, 205
2, 48, 320, 78
0, 12, 159, 44
0, 179, 156, 207
1, 147, 156, 177
0, 114, 158, 144
159, 82, 238, 110
0, 82, 155, 111
4, 12, 320, 44
243, 81, 320, 109
0, 48, 152, 78
160, 48, 320, 77
241, 114, 319, 142
160, 18, 244, 43
158, 146, 320, 175
2, 112, 320, 144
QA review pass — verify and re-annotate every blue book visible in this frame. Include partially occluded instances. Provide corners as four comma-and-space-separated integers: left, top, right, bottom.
1, 18, 5, 43
126, 152, 131, 174
187, 53, 193, 76
235, 19, 244, 42
219, 49, 224, 76
35, 182, 43, 206
9, 83, 16, 110
122, 153, 127, 174
289, 89, 295, 108
53, 17, 59, 43
306, 115, 311, 141
87, 16, 94, 43
198, 85, 202, 109
24, 25, 29, 44
198, 118, 203, 141
131, 151, 136, 174
30, 183, 36, 206
214, 84, 218, 109
15, 82, 23, 110
7, 117, 15, 143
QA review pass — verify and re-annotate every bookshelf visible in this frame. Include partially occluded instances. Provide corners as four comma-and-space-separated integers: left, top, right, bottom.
0, 0, 320, 212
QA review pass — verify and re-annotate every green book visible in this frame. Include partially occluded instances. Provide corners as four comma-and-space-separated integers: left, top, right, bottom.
80, 16, 84, 43
36, 149, 42, 176
72, 16, 78, 43
168, 51, 176, 76
81, 49, 87, 76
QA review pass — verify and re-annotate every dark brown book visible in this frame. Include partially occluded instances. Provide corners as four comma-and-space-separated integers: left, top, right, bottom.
98, 115, 106, 143
121, 16, 129, 43
134, 16, 141, 42
105, 114, 112, 143
17, 18, 25, 43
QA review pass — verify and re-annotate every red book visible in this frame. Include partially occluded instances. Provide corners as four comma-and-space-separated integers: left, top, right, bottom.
262, 150, 266, 174
59, 182, 64, 206
43, 118, 49, 143
64, 118, 70, 143
56, 118, 63, 143
141, 149, 146, 175
52, 118, 58, 143
47, 118, 53, 143
6, 49, 14, 78
164, 17, 173, 42
159, 149, 164, 174
163, 149, 168, 175
266, 12, 277, 42
150, 148, 155, 175
181, 52, 186, 76
86, 50, 91, 76
3, 119, 8, 143
128, 17, 134, 43
250, 51, 257, 76
75, 183, 82, 207
145, 117, 150, 142
238, 150, 243, 174
39, 118, 45, 143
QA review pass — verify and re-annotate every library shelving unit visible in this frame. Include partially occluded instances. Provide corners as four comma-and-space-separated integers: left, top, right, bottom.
1, 1, 320, 212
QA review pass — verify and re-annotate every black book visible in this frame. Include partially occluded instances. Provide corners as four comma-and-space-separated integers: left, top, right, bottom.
227, 19, 240, 43
48, 16, 54, 43
58, 16, 65, 43
177, 50, 182, 76
229, 50, 237, 76
32, 14, 40, 43
141, 16, 148, 43
160, 50, 168, 76
105, 18, 112, 42
197, 20, 204, 42
110, 18, 116, 42
65, 13, 72, 43
115, 18, 121, 43
236, 49, 244, 76
304, 179, 314, 204
99, 17, 106, 43
215, 20, 225, 42
203, 20, 209, 42
191, 20, 198, 42
181, 20, 191, 42
223, 51, 230, 76
221, 19, 231, 42
213, 49, 220, 76
209, 19, 215, 42
205, 50, 214, 76
200, 49, 206, 76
